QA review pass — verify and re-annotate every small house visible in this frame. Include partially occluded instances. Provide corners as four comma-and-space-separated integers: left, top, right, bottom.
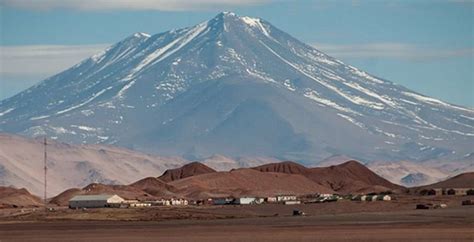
234, 197, 256, 205
318, 194, 333, 198
265, 197, 277, 203
129, 202, 152, 208
170, 198, 188, 206
150, 199, 171, 206
277, 195, 297, 202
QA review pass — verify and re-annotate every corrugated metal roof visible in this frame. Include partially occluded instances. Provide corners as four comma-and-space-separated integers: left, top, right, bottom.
69, 194, 116, 201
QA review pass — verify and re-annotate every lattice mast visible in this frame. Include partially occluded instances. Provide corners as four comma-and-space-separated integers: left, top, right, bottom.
43, 137, 47, 210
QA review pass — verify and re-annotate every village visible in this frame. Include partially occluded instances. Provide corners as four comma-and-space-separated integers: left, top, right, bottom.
67, 187, 474, 211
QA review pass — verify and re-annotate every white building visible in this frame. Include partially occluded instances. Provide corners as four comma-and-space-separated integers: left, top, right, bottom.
69, 194, 124, 209
284, 200, 301, 205
154, 199, 171, 206
266, 197, 277, 203
277, 195, 297, 202
377, 195, 391, 201
234, 197, 256, 205
170, 198, 188, 206
129, 202, 152, 208
318, 194, 333, 198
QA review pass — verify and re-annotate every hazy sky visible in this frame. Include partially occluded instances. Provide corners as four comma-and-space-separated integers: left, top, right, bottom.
0, 0, 473, 107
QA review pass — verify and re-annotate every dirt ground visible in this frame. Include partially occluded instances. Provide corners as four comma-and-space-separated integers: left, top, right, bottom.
0, 195, 473, 241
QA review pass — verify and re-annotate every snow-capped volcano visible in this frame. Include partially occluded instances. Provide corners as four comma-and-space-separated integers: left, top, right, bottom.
0, 12, 472, 163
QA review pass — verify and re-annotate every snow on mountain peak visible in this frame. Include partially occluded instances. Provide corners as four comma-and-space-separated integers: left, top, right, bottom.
134, 32, 151, 38
0, 12, 472, 164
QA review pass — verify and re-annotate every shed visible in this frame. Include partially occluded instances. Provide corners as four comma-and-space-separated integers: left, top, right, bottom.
265, 197, 277, 203
69, 194, 124, 209
213, 197, 234, 205
234, 197, 256, 205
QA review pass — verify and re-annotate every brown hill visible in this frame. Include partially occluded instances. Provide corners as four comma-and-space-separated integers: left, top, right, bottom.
253, 161, 308, 174
159, 162, 216, 182
129, 177, 178, 197
309, 160, 405, 193
169, 168, 334, 199
49, 188, 82, 206
413, 172, 474, 191
254, 160, 404, 194
0, 186, 42, 208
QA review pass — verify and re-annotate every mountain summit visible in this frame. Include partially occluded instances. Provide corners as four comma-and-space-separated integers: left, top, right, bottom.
0, 12, 472, 163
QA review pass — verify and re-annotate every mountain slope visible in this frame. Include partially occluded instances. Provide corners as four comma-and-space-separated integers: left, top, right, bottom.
416, 172, 474, 189
0, 133, 186, 196
367, 160, 449, 187
158, 162, 216, 182
0, 12, 472, 163
0, 186, 42, 208
308, 161, 405, 193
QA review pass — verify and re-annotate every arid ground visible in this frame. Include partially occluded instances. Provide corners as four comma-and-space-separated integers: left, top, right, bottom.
0, 196, 473, 241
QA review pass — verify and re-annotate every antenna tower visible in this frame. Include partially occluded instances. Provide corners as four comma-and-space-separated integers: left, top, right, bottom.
44, 137, 47, 211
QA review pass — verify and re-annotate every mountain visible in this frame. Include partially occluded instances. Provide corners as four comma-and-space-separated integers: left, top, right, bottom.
0, 186, 42, 208
0, 12, 472, 164
158, 162, 216, 182
0, 133, 186, 196
415, 172, 474, 190
255, 160, 404, 194
366, 160, 449, 187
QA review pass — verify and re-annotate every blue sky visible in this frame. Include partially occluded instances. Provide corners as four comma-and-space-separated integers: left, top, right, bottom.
0, 0, 473, 106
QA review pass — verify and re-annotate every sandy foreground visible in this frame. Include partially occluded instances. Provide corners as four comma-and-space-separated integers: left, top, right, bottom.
0, 200, 473, 242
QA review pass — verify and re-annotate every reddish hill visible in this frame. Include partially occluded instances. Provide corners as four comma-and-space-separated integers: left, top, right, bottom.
49, 188, 82, 206
159, 162, 216, 182
253, 160, 404, 194
169, 168, 334, 199
129, 177, 178, 197
414, 172, 474, 191
253, 161, 308, 174
309, 160, 405, 193
0, 186, 42, 208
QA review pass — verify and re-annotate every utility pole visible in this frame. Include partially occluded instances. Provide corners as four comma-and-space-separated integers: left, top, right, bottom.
44, 137, 47, 211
